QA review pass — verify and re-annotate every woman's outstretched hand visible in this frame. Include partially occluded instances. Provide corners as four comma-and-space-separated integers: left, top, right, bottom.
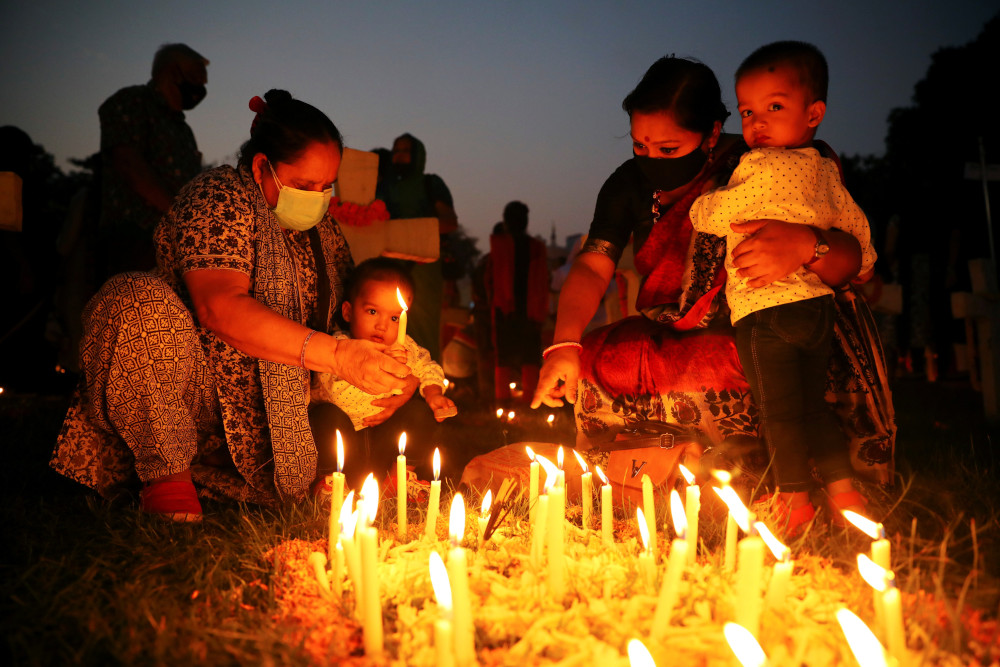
531, 348, 580, 409
330, 338, 411, 396
729, 219, 814, 288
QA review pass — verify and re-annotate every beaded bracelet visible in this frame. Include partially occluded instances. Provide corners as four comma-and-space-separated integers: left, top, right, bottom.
300, 330, 318, 368
542, 341, 583, 359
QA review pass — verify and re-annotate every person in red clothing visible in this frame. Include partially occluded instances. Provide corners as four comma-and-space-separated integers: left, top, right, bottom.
489, 201, 550, 406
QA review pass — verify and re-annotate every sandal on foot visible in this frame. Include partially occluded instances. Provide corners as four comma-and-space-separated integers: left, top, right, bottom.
828, 490, 868, 527
771, 496, 816, 539
140, 479, 203, 522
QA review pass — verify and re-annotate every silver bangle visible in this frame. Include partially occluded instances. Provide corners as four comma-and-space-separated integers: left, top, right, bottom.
300, 330, 318, 368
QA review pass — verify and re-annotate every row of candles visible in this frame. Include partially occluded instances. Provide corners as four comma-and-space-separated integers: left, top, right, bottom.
311, 431, 905, 666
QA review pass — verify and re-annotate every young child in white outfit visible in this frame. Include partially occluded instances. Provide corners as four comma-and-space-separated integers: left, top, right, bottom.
689, 41, 876, 535
311, 257, 456, 486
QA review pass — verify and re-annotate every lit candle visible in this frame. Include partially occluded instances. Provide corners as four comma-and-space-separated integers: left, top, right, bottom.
307, 551, 331, 594
641, 474, 657, 554
858, 554, 906, 664
636, 507, 656, 589
712, 471, 738, 572
626, 638, 656, 667
447, 494, 475, 666
331, 539, 344, 600
525, 445, 539, 528
496, 408, 503, 420
756, 522, 792, 610
424, 448, 443, 540
844, 510, 891, 635
395, 286, 408, 345
546, 413, 555, 428
477, 489, 492, 549
723, 622, 769, 667
328, 430, 346, 563
339, 493, 362, 605
836, 608, 890, 667
397, 432, 408, 538
652, 489, 689, 637
573, 449, 593, 529
358, 475, 383, 657
531, 487, 550, 568
717, 486, 763, 637
507, 410, 515, 422
547, 466, 566, 599
596, 465, 613, 546
428, 552, 456, 667
678, 464, 700, 564
556, 446, 566, 488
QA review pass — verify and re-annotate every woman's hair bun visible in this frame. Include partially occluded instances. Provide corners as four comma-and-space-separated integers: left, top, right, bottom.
263, 89, 293, 106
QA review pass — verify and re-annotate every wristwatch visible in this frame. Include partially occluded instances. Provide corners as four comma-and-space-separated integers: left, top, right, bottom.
805, 227, 830, 266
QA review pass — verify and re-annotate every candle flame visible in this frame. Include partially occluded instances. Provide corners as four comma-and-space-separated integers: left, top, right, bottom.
557, 446, 564, 470
481, 489, 493, 516
626, 638, 656, 667
336, 430, 344, 473
359, 473, 378, 526
398, 432, 407, 456
595, 465, 609, 486
443, 378, 449, 388
509, 382, 516, 391
678, 463, 695, 486
836, 608, 889, 667
636, 507, 650, 551
713, 486, 751, 533
536, 454, 558, 492
754, 522, 790, 562
669, 489, 687, 537
547, 413, 555, 424
496, 408, 504, 419
339, 491, 357, 537
525, 445, 536, 461
433, 447, 441, 481
724, 622, 767, 667
843, 510, 884, 540
711, 469, 732, 485
428, 551, 453, 613
449, 493, 466, 545
507, 410, 515, 421
395, 286, 408, 312
572, 449, 589, 474
857, 554, 894, 592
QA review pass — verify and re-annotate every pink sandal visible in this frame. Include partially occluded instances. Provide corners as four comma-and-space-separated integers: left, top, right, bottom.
140, 479, 203, 522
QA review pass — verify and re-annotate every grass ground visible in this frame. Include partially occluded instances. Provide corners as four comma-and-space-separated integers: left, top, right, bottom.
1, 376, 998, 665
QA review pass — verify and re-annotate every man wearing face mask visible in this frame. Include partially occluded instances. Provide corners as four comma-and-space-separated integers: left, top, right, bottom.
98, 43, 208, 276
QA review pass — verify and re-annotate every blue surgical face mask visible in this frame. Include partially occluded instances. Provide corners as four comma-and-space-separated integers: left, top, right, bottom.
263, 161, 332, 231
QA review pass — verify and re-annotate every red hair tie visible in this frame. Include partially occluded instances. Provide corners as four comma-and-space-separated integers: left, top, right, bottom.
249, 96, 268, 135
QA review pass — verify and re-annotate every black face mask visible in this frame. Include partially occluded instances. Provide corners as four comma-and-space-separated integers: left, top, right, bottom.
177, 80, 206, 110
634, 148, 708, 192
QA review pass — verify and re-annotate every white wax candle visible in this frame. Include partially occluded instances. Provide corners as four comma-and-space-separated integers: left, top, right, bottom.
765, 558, 792, 610
599, 472, 612, 546
531, 494, 549, 568
435, 618, 455, 667
724, 514, 738, 572
734, 534, 765, 637
528, 459, 539, 526
359, 525, 383, 656
581, 471, 593, 529
331, 541, 344, 599
641, 474, 657, 554
883, 584, 906, 664
328, 471, 345, 562
547, 484, 566, 599
341, 532, 362, 606
397, 433, 407, 538
685, 484, 700, 564
425, 480, 442, 540
308, 551, 331, 594
395, 287, 408, 345
638, 550, 656, 590
447, 546, 474, 666
872, 539, 890, 637
651, 538, 689, 636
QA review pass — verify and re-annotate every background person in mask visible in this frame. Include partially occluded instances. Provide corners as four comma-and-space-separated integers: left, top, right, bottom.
532, 56, 895, 491
51, 90, 413, 521
98, 42, 208, 276
380, 132, 458, 362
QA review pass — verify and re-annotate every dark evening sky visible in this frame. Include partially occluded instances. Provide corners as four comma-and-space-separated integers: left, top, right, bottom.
3, 0, 995, 246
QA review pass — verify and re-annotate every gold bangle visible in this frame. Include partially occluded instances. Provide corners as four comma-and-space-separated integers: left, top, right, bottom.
300, 330, 318, 368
